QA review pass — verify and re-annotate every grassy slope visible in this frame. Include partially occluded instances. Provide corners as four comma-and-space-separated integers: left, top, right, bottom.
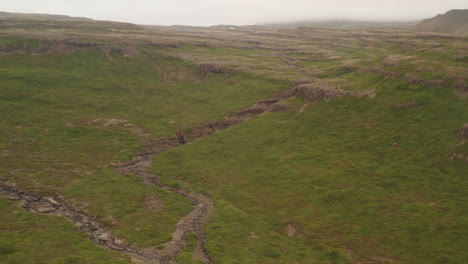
0, 37, 289, 260
154, 74, 467, 263
1, 22, 467, 264
0, 198, 131, 264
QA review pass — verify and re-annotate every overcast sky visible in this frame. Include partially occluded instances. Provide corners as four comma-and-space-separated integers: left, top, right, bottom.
2, 0, 467, 26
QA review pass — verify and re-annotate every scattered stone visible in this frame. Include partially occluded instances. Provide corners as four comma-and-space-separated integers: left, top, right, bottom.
35, 206, 56, 213
250, 232, 259, 239
287, 224, 298, 237
90, 118, 128, 127
44, 197, 60, 205
98, 233, 111, 242
103, 118, 127, 127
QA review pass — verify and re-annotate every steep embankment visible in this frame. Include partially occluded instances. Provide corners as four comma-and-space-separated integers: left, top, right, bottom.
416, 9, 468, 35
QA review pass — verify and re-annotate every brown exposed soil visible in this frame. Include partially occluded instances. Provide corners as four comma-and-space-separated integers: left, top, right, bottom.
286, 83, 376, 102
286, 223, 302, 237
198, 63, 239, 74
450, 152, 468, 162
269, 102, 293, 112
359, 66, 400, 79
395, 101, 420, 109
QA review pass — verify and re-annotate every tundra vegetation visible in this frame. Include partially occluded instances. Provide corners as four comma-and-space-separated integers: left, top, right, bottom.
0, 11, 467, 264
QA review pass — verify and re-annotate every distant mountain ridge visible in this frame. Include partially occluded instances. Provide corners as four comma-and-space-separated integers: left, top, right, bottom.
416, 9, 468, 35
0, 11, 141, 32
0, 11, 92, 21
263, 20, 418, 29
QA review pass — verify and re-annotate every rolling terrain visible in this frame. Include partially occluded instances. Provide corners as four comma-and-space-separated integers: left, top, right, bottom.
0, 11, 467, 264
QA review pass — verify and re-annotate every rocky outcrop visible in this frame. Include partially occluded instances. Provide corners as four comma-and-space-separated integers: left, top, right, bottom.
286, 83, 375, 102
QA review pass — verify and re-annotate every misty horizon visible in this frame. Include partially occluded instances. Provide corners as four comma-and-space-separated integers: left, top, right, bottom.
2, 0, 467, 26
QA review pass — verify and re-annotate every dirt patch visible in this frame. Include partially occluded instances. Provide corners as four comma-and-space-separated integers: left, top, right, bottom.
155, 65, 201, 84
372, 256, 395, 263
145, 196, 164, 213
290, 83, 347, 101
90, 118, 128, 127
407, 74, 424, 84
123, 123, 152, 142
198, 63, 239, 74
359, 66, 400, 79
395, 101, 420, 109
89, 118, 151, 142
250, 232, 260, 239
148, 42, 180, 49
382, 55, 417, 67
457, 124, 468, 140
407, 73, 450, 89
270, 102, 293, 112
450, 152, 468, 162
341, 247, 354, 261
382, 56, 400, 67
286, 83, 375, 102
453, 78, 467, 90
286, 224, 301, 237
